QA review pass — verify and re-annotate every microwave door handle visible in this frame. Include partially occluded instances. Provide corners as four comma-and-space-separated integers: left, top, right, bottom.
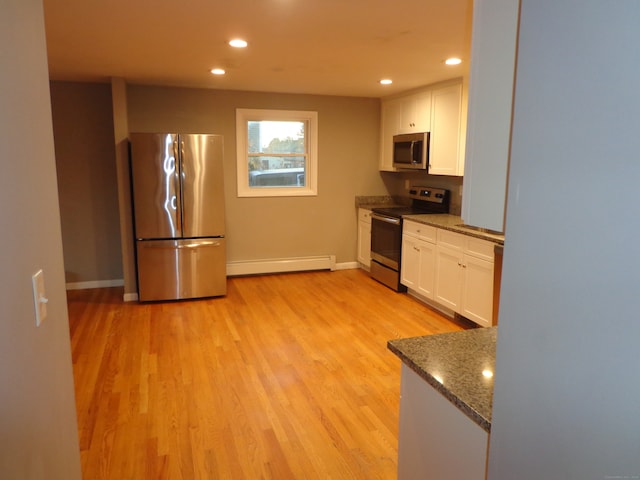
411, 140, 421, 164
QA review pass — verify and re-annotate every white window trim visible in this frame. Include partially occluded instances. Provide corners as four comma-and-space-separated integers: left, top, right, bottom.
236, 108, 318, 197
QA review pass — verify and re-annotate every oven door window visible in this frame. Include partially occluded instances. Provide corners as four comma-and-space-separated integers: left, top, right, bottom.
371, 216, 401, 268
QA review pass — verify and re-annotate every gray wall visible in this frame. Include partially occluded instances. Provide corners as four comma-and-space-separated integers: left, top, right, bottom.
49, 81, 464, 291
126, 85, 387, 265
488, 1, 640, 478
50, 81, 123, 285
0, 0, 82, 478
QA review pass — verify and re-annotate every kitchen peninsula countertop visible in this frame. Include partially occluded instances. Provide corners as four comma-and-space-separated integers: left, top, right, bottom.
388, 327, 497, 432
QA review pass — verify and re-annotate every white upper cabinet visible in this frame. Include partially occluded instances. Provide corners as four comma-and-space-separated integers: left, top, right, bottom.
379, 99, 402, 171
379, 91, 432, 171
429, 81, 465, 176
398, 91, 432, 134
379, 79, 465, 176
461, 0, 520, 232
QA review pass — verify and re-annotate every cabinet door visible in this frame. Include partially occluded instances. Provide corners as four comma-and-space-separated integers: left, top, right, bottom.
435, 244, 463, 311
379, 99, 401, 171
416, 240, 437, 299
357, 214, 372, 268
429, 83, 464, 176
461, 254, 494, 327
401, 234, 420, 289
401, 91, 432, 133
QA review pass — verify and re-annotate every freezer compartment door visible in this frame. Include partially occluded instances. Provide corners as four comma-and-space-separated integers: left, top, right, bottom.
136, 238, 227, 301
180, 134, 226, 238
130, 133, 182, 239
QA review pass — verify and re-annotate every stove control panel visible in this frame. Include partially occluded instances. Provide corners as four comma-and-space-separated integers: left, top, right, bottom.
407, 186, 449, 204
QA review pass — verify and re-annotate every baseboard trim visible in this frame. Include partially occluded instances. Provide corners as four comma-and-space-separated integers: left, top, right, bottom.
66, 279, 124, 290
123, 292, 139, 302
227, 255, 336, 277
68, 257, 357, 301
335, 261, 360, 271
406, 288, 455, 318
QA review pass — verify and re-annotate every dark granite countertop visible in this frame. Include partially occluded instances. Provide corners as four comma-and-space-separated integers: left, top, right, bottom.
403, 213, 505, 245
388, 327, 497, 432
355, 195, 401, 208
354, 200, 504, 244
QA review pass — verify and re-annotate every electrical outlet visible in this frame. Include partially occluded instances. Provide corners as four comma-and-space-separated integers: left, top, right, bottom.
32, 269, 48, 326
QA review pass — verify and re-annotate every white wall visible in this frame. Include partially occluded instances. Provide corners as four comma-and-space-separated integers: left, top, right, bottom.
488, 1, 640, 478
0, 1, 82, 478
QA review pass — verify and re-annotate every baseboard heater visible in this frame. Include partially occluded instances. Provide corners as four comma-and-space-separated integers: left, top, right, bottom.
226, 255, 336, 277
65, 279, 124, 290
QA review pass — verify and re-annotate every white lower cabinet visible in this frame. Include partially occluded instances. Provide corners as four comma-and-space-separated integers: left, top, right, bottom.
433, 242, 465, 311
401, 221, 437, 298
435, 229, 494, 327
402, 221, 495, 327
357, 208, 372, 268
398, 364, 489, 480
461, 254, 495, 326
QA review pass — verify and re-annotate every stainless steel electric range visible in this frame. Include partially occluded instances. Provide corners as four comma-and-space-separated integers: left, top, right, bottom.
370, 186, 450, 291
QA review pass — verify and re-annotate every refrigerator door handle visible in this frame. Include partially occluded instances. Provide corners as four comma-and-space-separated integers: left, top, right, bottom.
173, 138, 184, 233
142, 240, 222, 249
177, 240, 221, 249
179, 138, 187, 232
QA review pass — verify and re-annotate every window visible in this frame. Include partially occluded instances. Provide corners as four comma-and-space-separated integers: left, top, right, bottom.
236, 108, 318, 197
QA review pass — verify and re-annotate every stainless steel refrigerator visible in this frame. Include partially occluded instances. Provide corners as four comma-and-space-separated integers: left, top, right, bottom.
130, 133, 226, 301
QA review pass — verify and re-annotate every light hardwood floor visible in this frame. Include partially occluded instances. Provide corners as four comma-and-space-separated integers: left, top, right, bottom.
67, 268, 464, 479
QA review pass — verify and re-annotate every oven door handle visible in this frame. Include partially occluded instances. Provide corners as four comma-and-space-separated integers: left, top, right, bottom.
371, 213, 401, 225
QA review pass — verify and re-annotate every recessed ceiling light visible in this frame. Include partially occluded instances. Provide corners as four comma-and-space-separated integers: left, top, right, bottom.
379, 79, 393, 85
445, 57, 462, 65
229, 39, 248, 48
210, 68, 226, 75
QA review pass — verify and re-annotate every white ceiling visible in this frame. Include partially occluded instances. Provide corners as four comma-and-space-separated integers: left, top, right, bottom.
43, 0, 473, 98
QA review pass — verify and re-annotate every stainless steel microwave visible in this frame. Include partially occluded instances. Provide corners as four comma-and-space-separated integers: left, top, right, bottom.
392, 132, 430, 170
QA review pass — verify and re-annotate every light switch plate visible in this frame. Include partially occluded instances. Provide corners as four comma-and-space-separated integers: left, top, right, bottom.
32, 269, 48, 326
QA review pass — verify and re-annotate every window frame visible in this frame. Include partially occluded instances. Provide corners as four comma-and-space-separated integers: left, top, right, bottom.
236, 108, 318, 197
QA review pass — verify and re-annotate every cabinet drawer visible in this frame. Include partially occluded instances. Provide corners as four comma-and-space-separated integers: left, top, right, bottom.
404, 220, 437, 243
465, 237, 495, 262
358, 208, 372, 223
437, 229, 465, 251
